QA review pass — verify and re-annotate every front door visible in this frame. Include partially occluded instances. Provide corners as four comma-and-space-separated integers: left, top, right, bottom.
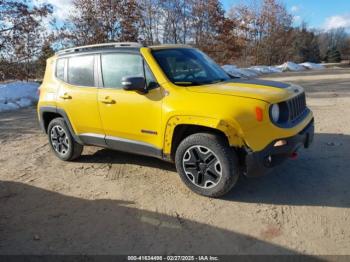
97, 52, 163, 155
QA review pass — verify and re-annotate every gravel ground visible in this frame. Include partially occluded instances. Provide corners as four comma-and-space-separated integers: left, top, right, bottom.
0, 69, 349, 255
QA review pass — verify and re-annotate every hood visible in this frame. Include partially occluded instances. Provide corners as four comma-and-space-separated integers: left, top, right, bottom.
186, 79, 302, 103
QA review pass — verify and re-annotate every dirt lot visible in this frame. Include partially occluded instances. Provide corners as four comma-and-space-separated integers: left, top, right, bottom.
0, 68, 350, 255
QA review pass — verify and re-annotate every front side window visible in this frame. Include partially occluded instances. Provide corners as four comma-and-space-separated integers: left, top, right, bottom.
67, 55, 94, 86
101, 53, 144, 88
152, 48, 230, 86
56, 58, 66, 81
144, 63, 157, 89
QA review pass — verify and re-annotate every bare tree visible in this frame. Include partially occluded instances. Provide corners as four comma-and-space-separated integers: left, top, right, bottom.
228, 0, 294, 65
0, 0, 52, 80
318, 27, 349, 61
160, 0, 191, 44
139, 0, 161, 45
62, 0, 142, 45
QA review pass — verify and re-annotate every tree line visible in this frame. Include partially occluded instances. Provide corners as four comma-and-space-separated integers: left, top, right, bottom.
1, 0, 349, 80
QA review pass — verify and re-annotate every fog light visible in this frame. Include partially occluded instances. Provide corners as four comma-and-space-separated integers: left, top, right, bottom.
274, 140, 287, 147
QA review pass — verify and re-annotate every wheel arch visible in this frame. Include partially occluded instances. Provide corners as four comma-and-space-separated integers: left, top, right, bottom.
38, 106, 83, 144
163, 116, 244, 160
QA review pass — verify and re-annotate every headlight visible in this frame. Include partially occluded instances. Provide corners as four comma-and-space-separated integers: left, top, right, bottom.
270, 104, 280, 123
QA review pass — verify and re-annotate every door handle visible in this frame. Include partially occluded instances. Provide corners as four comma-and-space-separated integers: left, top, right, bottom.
101, 96, 116, 104
60, 93, 72, 100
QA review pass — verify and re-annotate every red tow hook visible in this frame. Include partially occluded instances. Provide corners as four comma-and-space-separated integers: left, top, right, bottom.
289, 151, 298, 160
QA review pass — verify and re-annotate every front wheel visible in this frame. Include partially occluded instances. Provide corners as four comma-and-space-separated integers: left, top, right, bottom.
175, 133, 240, 197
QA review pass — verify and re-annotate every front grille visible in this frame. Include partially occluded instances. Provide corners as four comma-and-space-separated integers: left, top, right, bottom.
286, 92, 307, 122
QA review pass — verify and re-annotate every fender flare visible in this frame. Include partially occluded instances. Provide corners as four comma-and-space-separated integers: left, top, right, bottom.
163, 115, 244, 155
38, 106, 84, 144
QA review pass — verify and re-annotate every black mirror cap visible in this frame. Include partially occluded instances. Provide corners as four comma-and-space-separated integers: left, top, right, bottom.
122, 76, 146, 93
147, 81, 160, 90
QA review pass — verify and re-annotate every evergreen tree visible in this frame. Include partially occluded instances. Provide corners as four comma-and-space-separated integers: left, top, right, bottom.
325, 47, 341, 63
37, 42, 55, 79
292, 26, 321, 63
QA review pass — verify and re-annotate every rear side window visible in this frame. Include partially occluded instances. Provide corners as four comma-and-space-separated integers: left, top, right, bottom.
68, 55, 94, 86
55, 59, 65, 80
101, 53, 143, 88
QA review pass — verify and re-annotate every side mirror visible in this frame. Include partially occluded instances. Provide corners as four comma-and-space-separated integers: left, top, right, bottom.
122, 76, 146, 93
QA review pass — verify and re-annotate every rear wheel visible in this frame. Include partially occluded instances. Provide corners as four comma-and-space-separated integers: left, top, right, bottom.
47, 117, 83, 161
175, 133, 240, 197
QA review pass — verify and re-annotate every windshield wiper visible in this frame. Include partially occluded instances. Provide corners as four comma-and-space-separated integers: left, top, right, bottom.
208, 78, 227, 84
174, 81, 202, 86
174, 79, 228, 86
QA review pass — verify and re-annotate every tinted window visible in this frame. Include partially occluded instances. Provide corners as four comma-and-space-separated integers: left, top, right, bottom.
152, 48, 230, 86
68, 55, 94, 86
56, 59, 65, 80
101, 53, 143, 88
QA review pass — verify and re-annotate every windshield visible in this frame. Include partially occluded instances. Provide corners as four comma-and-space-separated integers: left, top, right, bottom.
152, 48, 230, 86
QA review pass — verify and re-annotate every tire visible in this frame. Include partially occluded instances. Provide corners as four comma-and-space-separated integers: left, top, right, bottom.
175, 133, 240, 197
47, 117, 83, 161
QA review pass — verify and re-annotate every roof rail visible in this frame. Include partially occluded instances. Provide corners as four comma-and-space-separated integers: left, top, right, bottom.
56, 42, 143, 55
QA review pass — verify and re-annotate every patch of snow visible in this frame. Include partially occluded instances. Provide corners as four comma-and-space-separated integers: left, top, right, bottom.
299, 62, 325, 70
249, 66, 280, 74
222, 61, 325, 79
0, 81, 39, 112
0, 102, 19, 112
245, 68, 263, 76
222, 65, 245, 78
239, 68, 260, 77
17, 98, 33, 107
268, 66, 283, 73
223, 65, 280, 78
276, 61, 306, 72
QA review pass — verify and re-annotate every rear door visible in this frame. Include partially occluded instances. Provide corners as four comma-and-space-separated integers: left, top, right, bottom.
56, 54, 104, 138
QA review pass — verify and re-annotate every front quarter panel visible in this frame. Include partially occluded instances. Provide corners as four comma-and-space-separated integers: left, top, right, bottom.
161, 85, 270, 155
243, 110, 314, 151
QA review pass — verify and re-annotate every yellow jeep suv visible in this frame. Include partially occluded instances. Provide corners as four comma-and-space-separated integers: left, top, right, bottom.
38, 42, 314, 197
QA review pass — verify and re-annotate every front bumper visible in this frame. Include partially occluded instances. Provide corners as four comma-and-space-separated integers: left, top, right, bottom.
245, 118, 314, 177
